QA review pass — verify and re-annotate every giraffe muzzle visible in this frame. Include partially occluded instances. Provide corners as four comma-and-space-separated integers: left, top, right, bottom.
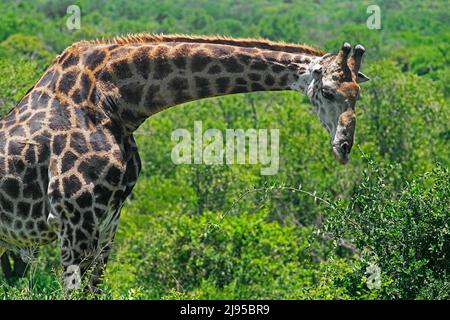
332, 127, 354, 165
332, 110, 355, 164
332, 143, 350, 164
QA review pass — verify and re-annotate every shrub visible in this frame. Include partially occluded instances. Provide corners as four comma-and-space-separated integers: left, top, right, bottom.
324, 158, 450, 299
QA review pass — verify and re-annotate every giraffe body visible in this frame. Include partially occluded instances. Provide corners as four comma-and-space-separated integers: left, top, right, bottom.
0, 34, 367, 289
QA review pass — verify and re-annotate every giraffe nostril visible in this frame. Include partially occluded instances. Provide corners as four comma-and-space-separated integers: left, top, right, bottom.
341, 142, 350, 154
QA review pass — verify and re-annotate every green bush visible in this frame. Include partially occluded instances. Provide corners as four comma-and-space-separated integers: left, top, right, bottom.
0, 58, 43, 115
0, 34, 54, 64
107, 208, 315, 299
324, 159, 450, 299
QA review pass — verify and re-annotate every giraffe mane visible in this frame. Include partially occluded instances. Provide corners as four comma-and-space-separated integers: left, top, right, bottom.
72, 33, 325, 56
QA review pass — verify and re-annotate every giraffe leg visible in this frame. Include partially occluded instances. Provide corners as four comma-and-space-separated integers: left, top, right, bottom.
1, 251, 28, 279
85, 242, 113, 293
56, 205, 119, 293
47, 176, 106, 291
85, 211, 122, 294
0, 248, 13, 279
59, 216, 101, 291
47, 138, 133, 293
1, 252, 13, 278
12, 252, 28, 278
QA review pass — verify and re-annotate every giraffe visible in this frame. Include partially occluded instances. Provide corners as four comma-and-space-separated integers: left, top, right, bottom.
0, 34, 368, 290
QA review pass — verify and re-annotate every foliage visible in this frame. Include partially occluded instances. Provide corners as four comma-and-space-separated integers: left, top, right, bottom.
324, 160, 449, 299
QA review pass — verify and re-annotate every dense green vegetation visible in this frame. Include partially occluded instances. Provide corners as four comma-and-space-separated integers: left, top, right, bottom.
0, 0, 448, 299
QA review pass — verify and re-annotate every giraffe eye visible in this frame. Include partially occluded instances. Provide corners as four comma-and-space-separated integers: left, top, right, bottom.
321, 88, 334, 100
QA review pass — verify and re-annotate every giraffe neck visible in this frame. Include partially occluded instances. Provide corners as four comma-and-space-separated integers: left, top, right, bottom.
84, 42, 319, 133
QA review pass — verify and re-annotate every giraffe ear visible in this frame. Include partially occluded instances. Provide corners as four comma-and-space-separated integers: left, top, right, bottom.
356, 72, 370, 83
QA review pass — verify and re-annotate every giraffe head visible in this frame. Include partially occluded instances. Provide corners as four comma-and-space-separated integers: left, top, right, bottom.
303, 43, 369, 164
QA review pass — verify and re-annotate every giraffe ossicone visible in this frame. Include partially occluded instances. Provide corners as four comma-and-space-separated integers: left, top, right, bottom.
0, 34, 368, 290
